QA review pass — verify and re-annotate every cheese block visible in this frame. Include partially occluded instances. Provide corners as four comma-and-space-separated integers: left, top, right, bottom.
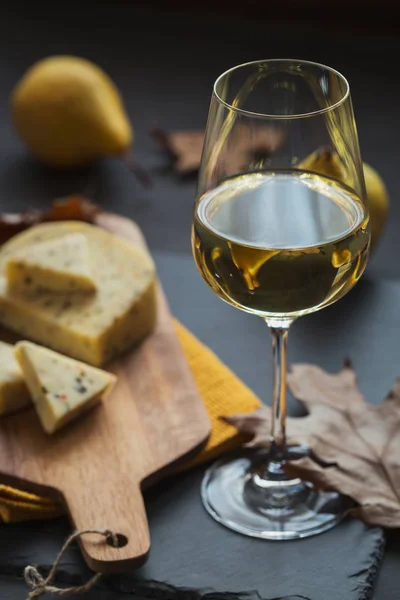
0, 341, 31, 415
15, 341, 116, 434
6, 232, 97, 294
0, 222, 157, 366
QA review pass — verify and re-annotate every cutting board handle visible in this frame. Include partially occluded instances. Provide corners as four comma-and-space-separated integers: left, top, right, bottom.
63, 482, 150, 573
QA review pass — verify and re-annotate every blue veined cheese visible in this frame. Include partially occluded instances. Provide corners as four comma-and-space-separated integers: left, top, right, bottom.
0, 222, 157, 366
0, 341, 31, 415
6, 232, 97, 294
15, 341, 116, 434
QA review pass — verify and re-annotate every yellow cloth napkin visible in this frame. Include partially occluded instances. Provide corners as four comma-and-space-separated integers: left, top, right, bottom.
0, 321, 261, 523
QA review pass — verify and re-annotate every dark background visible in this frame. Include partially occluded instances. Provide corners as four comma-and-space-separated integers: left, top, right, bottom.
1, 2, 398, 279
0, 2, 399, 598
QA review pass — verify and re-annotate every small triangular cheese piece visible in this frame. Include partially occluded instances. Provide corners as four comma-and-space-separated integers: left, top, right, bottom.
0, 341, 31, 415
6, 232, 97, 294
15, 341, 116, 434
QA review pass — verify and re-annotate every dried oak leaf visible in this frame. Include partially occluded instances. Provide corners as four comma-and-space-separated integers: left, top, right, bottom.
224, 362, 400, 528
151, 125, 284, 175
0, 195, 101, 245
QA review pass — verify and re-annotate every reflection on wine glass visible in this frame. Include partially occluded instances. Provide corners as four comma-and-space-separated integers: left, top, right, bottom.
192, 59, 370, 539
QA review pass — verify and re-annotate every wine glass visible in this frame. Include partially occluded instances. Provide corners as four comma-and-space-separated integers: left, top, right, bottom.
192, 59, 370, 539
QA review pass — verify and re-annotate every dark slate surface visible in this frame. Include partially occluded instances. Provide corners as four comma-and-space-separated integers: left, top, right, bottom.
0, 471, 385, 600
0, 2, 399, 599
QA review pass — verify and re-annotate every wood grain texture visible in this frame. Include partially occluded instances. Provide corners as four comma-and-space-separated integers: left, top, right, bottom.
0, 213, 211, 573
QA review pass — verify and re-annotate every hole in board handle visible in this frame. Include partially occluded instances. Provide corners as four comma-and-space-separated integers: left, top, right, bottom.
106, 533, 128, 548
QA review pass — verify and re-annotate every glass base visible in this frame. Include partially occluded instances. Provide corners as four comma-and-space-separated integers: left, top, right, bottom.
201, 452, 346, 540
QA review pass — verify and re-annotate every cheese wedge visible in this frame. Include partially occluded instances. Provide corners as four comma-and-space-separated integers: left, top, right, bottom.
0, 221, 157, 366
0, 341, 31, 415
15, 341, 116, 434
6, 232, 97, 294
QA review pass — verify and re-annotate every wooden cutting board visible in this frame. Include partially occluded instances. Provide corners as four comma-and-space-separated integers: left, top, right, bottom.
0, 213, 211, 573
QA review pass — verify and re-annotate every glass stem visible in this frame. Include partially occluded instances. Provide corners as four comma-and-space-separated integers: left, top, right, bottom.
265, 319, 293, 477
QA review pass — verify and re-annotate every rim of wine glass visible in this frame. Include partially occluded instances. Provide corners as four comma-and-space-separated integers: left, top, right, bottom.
213, 58, 350, 120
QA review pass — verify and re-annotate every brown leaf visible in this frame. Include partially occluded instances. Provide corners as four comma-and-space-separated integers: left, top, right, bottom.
42, 195, 100, 222
151, 125, 284, 175
0, 195, 101, 245
218, 124, 285, 177
224, 362, 400, 528
151, 128, 205, 174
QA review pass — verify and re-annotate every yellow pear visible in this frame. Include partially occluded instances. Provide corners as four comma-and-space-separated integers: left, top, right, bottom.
363, 163, 389, 251
11, 56, 133, 167
298, 148, 344, 181
298, 149, 389, 251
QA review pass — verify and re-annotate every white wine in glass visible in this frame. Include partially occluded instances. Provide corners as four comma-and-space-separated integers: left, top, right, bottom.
194, 170, 369, 317
192, 60, 370, 540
